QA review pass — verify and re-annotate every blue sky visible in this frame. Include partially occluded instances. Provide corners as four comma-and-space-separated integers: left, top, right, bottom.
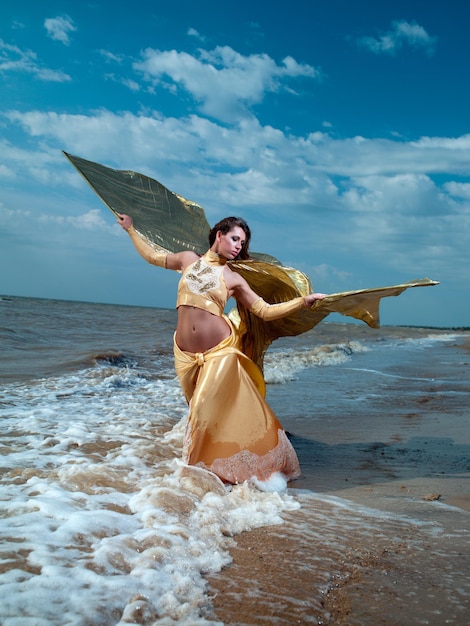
1, 0, 469, 327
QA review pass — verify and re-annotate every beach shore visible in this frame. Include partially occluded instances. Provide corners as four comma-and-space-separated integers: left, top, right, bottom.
2, 297, 468, 624
207, 335, 470, 625
208, 469, 470, 625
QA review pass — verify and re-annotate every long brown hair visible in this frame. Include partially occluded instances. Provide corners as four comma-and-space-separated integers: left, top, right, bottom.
209, 217, 251, 260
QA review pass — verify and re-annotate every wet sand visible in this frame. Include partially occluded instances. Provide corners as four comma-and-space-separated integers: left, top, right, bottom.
207, 473, 470, 625
206, 334, 470, 625
207, 468, 470, 625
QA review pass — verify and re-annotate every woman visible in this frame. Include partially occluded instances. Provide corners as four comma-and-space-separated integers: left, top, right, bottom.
118, 213, 326, 488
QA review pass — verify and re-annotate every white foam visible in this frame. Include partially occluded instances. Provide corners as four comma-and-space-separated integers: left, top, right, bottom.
0, 366, 302, 624
249, 472, 288, 493
264, 341, 367, 383
390, 332, 464, 350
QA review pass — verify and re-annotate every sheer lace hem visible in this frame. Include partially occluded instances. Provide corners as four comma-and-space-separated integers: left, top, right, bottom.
192, 429, 300, 485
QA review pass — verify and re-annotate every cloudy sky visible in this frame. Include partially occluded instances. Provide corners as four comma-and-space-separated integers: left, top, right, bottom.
1, 1, 468, 327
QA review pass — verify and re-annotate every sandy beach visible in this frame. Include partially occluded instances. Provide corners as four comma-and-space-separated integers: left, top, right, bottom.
208, 456, 470, 625
207, 332, 470, 625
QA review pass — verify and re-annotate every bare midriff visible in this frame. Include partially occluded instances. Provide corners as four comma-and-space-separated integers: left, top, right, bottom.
175, 305, 231, 353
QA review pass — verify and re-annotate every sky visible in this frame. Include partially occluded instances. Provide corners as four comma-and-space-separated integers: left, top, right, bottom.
1, 0, 469, 328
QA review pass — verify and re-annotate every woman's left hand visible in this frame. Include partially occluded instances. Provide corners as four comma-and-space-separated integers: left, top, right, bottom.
304, 293, 327, 307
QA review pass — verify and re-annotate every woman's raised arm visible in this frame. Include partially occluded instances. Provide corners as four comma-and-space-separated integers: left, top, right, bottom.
117, 213, 198, 271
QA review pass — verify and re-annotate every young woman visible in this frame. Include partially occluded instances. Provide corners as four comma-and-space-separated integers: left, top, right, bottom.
118, 213, 326, 488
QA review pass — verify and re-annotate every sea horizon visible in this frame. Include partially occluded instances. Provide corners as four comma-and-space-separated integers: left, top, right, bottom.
2, 292, 467, 331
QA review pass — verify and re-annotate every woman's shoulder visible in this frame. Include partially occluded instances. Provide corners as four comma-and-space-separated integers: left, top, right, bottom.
224, 264, 247, 288
168, 250, 200, 272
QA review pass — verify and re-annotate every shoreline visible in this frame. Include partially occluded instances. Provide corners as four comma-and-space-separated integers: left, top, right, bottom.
206, 336, 470, 625
207, 474, 470, 625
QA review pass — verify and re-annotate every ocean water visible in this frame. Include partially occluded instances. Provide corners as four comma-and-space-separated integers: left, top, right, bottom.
1, 295, 469, 625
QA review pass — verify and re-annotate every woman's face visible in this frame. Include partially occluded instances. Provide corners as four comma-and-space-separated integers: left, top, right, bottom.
216, 226, 246, 259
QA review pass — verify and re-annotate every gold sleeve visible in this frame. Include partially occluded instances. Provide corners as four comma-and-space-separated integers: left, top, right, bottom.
127, 225, 167, 268
249, 296, 305, 321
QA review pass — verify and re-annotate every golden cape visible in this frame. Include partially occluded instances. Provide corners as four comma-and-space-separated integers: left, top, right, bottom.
63, 152, 438, 369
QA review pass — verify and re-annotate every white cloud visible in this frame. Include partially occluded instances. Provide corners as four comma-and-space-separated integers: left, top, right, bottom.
35, 67, 72, 82
44, 16, 76, 46
3, 108, 469, 285
187, 28, 205, 41
303, 134, 470, 177
99, 49, 125, 63
357, 20, 436, 56
411, 135, 470, 150
308, 263, 353, 284
5, 109, 470, 206
0, 163, 15, 178
104, 73, 141, 91
0, 138, 80, 191
444, 182, 470, 201
0, 38, 71, 82
120, 77, 140, 91
38, 208, 112, 231
133, 46, 318, 122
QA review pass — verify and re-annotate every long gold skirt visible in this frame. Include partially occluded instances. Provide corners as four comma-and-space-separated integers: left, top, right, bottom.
173, 317, 301, 485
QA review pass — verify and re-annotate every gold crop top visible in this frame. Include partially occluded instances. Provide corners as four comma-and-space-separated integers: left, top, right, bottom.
176, 250, 229, 316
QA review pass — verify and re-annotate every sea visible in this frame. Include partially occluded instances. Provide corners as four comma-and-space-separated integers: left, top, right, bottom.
1, 295, 469, 625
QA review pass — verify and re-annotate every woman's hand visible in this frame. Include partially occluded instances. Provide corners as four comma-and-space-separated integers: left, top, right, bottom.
117, 213, 133, 231
304, 293, 327, 307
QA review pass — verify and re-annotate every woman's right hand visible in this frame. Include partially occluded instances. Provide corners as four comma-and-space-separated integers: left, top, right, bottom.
117, 213, 133, 231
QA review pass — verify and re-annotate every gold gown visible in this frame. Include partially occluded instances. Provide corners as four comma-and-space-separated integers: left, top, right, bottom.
174, 317, 300, 484
174, 250, 301, 484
